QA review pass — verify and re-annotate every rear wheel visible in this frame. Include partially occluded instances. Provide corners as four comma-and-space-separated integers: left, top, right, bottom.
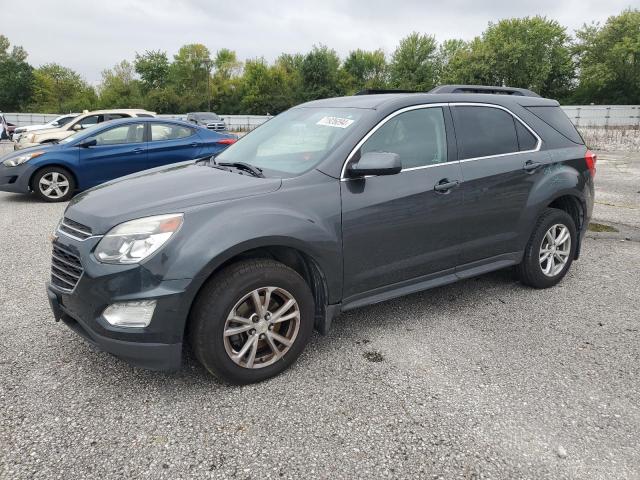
517, 208, 576, 288
189, 259, 315, 384
32, 167, 75, 202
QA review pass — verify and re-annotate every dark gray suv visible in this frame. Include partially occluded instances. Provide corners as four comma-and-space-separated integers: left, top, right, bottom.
47, 86, 595, 384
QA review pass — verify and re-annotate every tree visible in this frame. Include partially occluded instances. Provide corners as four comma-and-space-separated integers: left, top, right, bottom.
239, 59, 292, 114
573, 9, 640, 104
99, 60, 143, 108
134, 50, 170, 92
389, 33, 438, 91
343, 49, 388, 92
300, 45, 345, 100
480, 17, 574, 98
30, 63, 96, 113
0, 35, 34, 111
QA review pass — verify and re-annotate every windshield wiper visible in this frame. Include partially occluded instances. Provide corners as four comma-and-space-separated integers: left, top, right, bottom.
216, 162, 264, 178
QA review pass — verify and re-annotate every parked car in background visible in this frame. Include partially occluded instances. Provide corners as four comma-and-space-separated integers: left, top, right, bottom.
0, 117, 236, 201
45, 85, 595, 384
187, 112, 227, 131
12, 113, 80, 143
14, 109, 156, 150
0, 113, 12, 140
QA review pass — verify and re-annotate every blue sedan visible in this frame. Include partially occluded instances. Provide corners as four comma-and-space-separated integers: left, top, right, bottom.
0, 117, 237, 202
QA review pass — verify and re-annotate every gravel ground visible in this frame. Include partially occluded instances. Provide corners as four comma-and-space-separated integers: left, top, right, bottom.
1, 145, 639, 479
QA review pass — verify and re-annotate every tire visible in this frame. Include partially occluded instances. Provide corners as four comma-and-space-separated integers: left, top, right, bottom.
188, 259, 315, 384
517, 208, 577, 289
32, 167, 75, 202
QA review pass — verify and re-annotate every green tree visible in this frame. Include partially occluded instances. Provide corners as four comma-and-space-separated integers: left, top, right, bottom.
134, 50, 170, 91
389, 33, 438, 90
239, 59, 291, 114
300, 45, 345, 100
343, 49, 387, 92
573, 9, 640, 104
30, 63, 96, 113
0, 35, 34, 111
480, 16, 574, 98
169, 43, 212, 111
99, 60, 143, 108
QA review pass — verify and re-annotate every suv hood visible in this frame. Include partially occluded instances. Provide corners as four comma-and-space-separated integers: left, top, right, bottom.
66, 161, 282, 233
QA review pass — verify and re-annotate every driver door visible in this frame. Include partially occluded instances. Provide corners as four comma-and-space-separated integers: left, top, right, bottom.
340, 106, 465, 305
79, 122, 147, 187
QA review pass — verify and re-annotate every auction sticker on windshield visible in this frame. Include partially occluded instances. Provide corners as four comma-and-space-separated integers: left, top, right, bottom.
316, 116, 355, 128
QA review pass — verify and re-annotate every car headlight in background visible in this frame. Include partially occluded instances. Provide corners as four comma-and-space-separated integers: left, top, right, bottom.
94, 214, 183, 264
3, 150, 45, 167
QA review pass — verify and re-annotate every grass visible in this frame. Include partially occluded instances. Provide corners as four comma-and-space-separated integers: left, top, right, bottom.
588, 222, 619, 233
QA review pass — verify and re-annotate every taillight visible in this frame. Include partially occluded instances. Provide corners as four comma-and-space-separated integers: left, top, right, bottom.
217, 138, 236, 145
585, 150, 596, 178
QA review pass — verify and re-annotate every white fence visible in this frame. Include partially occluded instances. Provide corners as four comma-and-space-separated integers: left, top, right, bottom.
4, 106, 640, 129
3, 112, 272, 132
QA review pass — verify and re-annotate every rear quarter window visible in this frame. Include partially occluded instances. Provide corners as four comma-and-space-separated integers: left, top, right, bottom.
525, 106, 584, 145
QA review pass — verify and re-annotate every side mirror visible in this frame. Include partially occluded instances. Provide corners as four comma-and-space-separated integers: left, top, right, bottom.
78, 139, 97, 148
72, 124, 84, 131
347, 151, 402, 178
51, 122, 60, 127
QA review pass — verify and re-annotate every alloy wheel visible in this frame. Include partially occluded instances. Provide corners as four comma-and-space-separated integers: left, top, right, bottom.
539, 223, 571, 277
223, 286, 301, 369
39, 172, 70, 199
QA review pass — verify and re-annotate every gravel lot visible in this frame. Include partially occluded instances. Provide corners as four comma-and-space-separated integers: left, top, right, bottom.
1, 143, 639, 479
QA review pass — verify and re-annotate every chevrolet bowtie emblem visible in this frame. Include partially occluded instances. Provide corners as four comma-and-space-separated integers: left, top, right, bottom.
50, 234, 58, 243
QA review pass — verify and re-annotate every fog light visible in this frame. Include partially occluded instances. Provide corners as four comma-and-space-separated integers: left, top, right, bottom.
102, 300, 156, 328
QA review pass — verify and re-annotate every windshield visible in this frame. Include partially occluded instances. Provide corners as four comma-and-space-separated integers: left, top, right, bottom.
215, 107, 366, 176
197, 113, 220, 120
59, 123, 103, 144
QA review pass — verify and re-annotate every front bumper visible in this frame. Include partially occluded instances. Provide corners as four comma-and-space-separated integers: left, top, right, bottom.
0, 162, 35, 193
46, 232, 195, 370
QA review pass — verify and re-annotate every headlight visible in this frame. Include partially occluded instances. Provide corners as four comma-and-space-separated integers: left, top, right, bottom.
3, 150, 45, 167
25, 133, 36, 143
94, 214, 183, 264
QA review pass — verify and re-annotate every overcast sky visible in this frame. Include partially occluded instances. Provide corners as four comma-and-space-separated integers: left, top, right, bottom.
1, 0, 634, 84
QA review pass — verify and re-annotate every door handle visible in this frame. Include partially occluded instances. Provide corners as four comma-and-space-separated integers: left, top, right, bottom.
434, 179, 460, 193
190, 142, 200, 148
132, 147, 144, 154
523, 160, 542, 172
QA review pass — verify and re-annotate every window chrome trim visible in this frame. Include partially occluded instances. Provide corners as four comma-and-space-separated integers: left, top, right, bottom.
340, 102, 542, 180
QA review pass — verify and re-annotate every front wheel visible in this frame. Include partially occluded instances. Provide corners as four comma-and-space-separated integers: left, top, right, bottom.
517, 208, 577, 288
32, 167, 75, 202
189, 259, 315, 384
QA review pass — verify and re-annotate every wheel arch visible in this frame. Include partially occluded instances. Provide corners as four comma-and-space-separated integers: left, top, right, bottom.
185, 242, 335, 339
29, 163, 78, 192
546, 193, 586, 259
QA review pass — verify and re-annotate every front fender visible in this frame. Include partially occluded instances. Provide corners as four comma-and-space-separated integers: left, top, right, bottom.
158, 173, 343, 306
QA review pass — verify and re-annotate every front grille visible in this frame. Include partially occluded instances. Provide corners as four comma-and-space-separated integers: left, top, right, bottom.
51, 243, 83, 291
58, 217, 92, 240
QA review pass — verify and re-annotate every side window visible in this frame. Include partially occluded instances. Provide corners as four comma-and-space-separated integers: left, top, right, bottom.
515, 121, 538, 151
76, 115, 101, 129
360, 107, 448, 169
452, 106, 519, 159
151, 124, 194, 141
93, 123, 145, 146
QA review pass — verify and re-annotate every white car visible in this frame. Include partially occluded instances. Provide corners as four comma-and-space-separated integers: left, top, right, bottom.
12, 114, 79, 142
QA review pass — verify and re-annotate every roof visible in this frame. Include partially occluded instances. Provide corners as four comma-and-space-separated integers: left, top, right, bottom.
299, 92, 558, 111
81, 109, 156, 115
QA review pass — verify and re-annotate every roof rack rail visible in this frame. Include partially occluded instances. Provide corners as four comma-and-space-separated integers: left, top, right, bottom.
355, 89, 418, 95
429, 85, 541, 98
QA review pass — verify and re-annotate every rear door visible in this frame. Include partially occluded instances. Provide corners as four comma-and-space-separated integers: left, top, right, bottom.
451, 104, 547, 269
147, 123, 202, 168
341, 105, 464, 303
78, 122, 147, 187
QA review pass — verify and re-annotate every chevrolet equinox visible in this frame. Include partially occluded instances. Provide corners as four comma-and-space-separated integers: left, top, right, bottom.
47, 85, 595, 384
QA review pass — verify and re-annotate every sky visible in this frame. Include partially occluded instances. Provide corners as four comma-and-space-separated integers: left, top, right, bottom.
0, 0, 634, 84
